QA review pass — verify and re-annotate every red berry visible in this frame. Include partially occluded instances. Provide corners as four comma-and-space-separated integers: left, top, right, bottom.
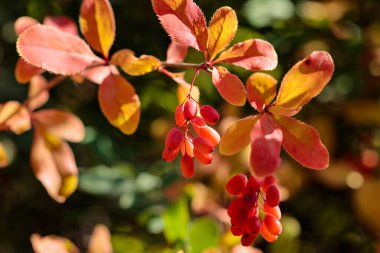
263, 202, 281, 220
193, 136, 214, 153
165, 128, 183, 151
265, 184, 280, 207
240, 233, 257, 247
180, 154, 194, 178
246, 216, 261, 235
231, 224, 245, 236
193, 148, 213, 165
197, 126, 220, 146
263, 214, 282, 235
191, 116, 206, 132
261, 222, 278, 242
200, 105, 220, 125
162, 147, 179, 162
246, 176, 261, 192
184, 99, 197, 120
262, 175, 276, 192
226, 174, 248, 195
180, 138, 194, 157
175, 104, 186, 127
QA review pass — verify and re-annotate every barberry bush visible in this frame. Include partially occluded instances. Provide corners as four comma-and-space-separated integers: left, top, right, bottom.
0, 0, 380, 252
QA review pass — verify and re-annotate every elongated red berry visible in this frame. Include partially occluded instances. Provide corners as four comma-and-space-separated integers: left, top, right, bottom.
184, 99, 197, 120
180, 138, 194, 157
162, 148, 179, 162
180, 154, 194, 178
263, 214, 282, 235
191, 116, 206, 132
226, 174, 248, 195
193, 148, 213, 164
231, 224, 245, 236
246, 216, 261, 235
246, 176, 261, 192
265, 184, 280, 207
262, 175, 276, 192
175, 104, 186, 127
197, 126, 220, 146
193, 136, 214, 153
200, 105, 220, 125
263, 202, 281, 220
261, 222, 278, 242
241, 233, 257, 247
165, 128, 183, 151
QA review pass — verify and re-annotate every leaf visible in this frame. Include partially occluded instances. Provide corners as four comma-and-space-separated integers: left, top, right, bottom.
246, 72, 277, 112
111, 49, 161, 76
214, 39, 277, 71
15, 58, 43, 84
177, 79, 200, 103
43, 16, 79, 35
250, 113, 282, 177
0, 142, 9, 168
30, 234, 79, 253
269, 51, 334, 116
80, 65, 113, 85
88, 224, 113, 253
112, 235, 144, 253
189, 217, 219, 253
275, 115, 329, 170
212, 66, 246, 106
219, 115, 259, 155
152, 0, 208, 51
166, 40, 188, 63
99, 74, 140, 135
162, 196, 189, 243
14, 16, 39, 35
17, 25, 104, 75
207, 7, 238, 60
0, 101, 31, 134
80, 0, 115, 58
32, 109, 85, 143
28, 75, 49, 110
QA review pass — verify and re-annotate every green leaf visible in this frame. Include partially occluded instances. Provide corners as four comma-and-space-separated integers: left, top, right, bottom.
162, 197, 189, 243
112, 235, 144, 253
189, 217, 219, 253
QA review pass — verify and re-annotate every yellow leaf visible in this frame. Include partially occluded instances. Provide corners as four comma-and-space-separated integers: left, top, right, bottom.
177, 80, 200, 104
246, 72, 277, 112
207, 7, 237, 60
0, 142, 9, 168
219, 115, 259, 155
111, 49, 161, 76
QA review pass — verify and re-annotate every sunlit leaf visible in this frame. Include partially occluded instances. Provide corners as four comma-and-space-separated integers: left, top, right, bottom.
214, 39, 277, 71
162, 196, 189, 243
43, 16, 78, 35
246, 72, 277, 112
112, 235, 144, 253
0, 101, 31, 134
152, 0, 208, 51
219, 115, 258, 155
14, 16, 39, 35
189, 217, 219, 253
15, 58, 43, 84
17, 25, 104, 75
80, 0, 115, 58
211, 66, 246, 106
28, 75, 49, 110
80, 65, 113, 85
207, 7, 238, 60
275, 115, 329, 170
250, 113, 282, 177
99, 74, 140, 135
269, 51, 334, 116
111, 49, 161, 76
30, 234, 79, 253
0, 142, 9, 168
166, 40, 188, 63
177, 79, 200, 103
88, 224, 112, 253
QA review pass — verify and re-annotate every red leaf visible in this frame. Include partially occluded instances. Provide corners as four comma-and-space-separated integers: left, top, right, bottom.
14, 16, 39, 35
212, 66, 246, 106
15, 58, 43, 84
17, 25, 104, 75
214, 39, 277, 71
166, 40, 188, 63
43, 16, 79, 35
275, 115, 329, 170
152, 0, 208, 51
250, 114, 282, 177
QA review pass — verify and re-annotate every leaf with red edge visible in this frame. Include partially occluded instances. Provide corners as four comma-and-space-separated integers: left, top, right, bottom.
250, 113, 282, 177
31, 234, 79, 253
246, 72, 277, 112
14, 16, 39, 35
207, 6, 237, 60
99, 74, 140, 135
111, 49, 161, 76
15, 58, 43, 84
152, 0, 208, 51
88, 225, 112, 253
43, 16, 78, 35
212, 66, 246, 106
0, 101, 31, 134
28, 75, 49, 110
32, 109, 85, 143
269, 51, 334, 116
80, 0, 115, 58
219, 115, 259, 155
166, 40, 188, 63
275, 115, 329, 170
17, 25, 104, 75
213, 39, 277, 71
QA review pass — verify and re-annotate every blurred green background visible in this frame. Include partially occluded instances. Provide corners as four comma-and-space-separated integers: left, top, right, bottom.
1, 0, 380, 252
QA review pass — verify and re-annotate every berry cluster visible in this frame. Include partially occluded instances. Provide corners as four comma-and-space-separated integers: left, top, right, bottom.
226, 174, 282, 246
162, 97, 220, 178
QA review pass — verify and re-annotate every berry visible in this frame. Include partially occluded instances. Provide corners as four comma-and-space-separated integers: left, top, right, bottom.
231, 224, 245, 236
180, 154, 194, 178
226, 174, 248, 195
193, 136, 214, 153
197, 126, 220, 146
263, 202, 281, 220
165, 128, 183, 151
263, 214, 282, 235
200, 105, 220, 125
162, 147, 179, 162
180, 138, 194, 157
261, 223, 278, 243
193, 148, 213, 164
265, 184, 280, 207
246, 216, 261, 235
175, 104, 186, 127
184, 99, 197, 120
241, 233, 257, 247
262, 175, 276, 192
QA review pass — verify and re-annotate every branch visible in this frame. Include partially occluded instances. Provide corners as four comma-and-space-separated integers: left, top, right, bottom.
160, 61, 205, 69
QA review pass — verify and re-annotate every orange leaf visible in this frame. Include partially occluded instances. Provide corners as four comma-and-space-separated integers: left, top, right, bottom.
275, 115, 329, 170
269, 51, 334, 116
28, 75, 49, 110
14, 16, 39, 35
80, 0, 115, 58
17, 25, 104, 75
176, 78, 200, 103
43, 16, 79, 35
212, 66, 246, 106
219, 115, 259, 155
250, 113, 282, 177
0, 142, 9, 168
88, 224, 113, 253
32, 109, 85, 143
166, 40, 188, 63
246, 72, 277, 112
15, 58, 43, 84
207, 7, 238, 60
31, 234, 79, 253
111, 49, 161, 76
0, 101, 31, 134
214, 39, 277, 71
152, 0, 208, 51
99, 74, 140, 135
